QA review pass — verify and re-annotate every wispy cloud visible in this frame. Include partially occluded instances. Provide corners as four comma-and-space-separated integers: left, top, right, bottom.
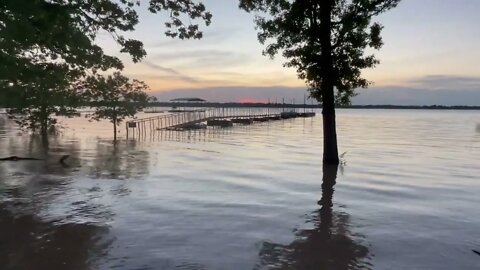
143, 61, 180, 75
147, 27, 240, 48
353, 74, 480, 105
408, 75, 480, 90
141, 74, 233, 86
151, 49, 250, 69
142, 61, 199, 83
151, 86, 309, 103
354, 86, 480, 106
146, 74, 480, 105
139, 57, 289, 88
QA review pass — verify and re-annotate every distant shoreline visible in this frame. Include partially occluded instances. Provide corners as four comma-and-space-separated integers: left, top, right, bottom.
148, 102, 480, 110
1, 104, 479, 114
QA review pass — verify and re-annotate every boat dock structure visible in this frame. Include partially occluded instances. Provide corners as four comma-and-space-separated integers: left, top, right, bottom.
125, 107, 315, 139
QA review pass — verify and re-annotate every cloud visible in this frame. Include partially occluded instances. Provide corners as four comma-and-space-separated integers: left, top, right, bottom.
147, 27, 240, 48
138, 57, 292, 88
151, 86, 311, 103
142, 74, 233, 86
153, 85, 480, 106
351, 74, 480, 105
148, 74, 480, 105
408, 75, 480, 90
151, 49, 250, 69
353, 87, 480, 106
142, 61, 199, 83
143, 61, 181, 75
153, 50, 238, 61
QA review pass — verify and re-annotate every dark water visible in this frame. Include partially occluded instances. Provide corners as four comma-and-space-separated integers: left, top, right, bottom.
0, 109, 479, 270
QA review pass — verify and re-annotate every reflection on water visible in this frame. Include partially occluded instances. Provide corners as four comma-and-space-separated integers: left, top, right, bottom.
256, 164, 371, 270
1, 110, 480, 270
0, 134, 114, 270
0, 206, 111, 270
86, 140, 149, 181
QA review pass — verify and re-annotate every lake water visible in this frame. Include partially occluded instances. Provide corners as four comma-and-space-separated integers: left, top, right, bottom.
0, 109, 479, 270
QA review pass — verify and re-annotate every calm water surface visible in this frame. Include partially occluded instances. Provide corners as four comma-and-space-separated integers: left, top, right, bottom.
0, 109, 479, 270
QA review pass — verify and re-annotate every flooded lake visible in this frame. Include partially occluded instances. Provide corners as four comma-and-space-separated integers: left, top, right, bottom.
0, 109, 479, 269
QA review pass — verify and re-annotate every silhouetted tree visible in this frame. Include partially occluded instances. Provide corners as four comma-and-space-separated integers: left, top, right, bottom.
0, 0, 211, 137
79, 72, 154, 142
6, 63, 80, 143
0, 0, 126, 94
0, 0, 211, 74
240, 0, 400, 164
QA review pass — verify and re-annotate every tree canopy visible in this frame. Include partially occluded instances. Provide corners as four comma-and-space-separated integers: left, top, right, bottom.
1, 0, 212, 85
240, 0, 400, 105
7, 63, 79, 137
78, 72, 154, 142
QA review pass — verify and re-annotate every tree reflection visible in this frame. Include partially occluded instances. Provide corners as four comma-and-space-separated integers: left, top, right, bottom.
0, 136, 113, 270
0, 205, 112, 270
86, 140, 149, 181
0, 134, 82, 182
0, 116, 6, 137
256, 164, 371, 270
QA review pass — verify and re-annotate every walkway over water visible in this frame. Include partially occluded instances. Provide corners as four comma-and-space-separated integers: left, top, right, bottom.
125, 107, 313, 139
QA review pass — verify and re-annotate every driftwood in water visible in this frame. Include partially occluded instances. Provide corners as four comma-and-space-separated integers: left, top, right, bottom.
0, 156, 41, 161
473, 250, 480, 256
59, 155, 70, 166
0, 155, 69, 164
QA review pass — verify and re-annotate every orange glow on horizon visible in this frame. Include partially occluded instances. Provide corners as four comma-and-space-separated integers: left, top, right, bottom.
239, 98, 267, 103
127, 66, 409, 92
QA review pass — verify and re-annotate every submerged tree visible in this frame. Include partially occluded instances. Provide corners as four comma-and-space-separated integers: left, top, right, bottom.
1, 0, 116, 140
79, 72, 154, 142
7, 63, 80, 140
240, 0, 401, 164
0, 0, 211, 139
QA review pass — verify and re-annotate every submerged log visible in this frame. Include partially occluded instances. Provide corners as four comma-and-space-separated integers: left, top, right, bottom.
0, 155, 69, 164
59, 155, 70, 165
0, 156, 41, 161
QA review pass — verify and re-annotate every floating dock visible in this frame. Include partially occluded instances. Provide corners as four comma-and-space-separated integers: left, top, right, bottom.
126, 107, 316, 139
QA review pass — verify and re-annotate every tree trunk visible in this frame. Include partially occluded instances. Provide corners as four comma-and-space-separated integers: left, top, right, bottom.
319, 0, 339, 164
40, 104, 48, 146
113, 117, 117, 143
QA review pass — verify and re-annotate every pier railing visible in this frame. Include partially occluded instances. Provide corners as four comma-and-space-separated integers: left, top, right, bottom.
126, 107, 285, 138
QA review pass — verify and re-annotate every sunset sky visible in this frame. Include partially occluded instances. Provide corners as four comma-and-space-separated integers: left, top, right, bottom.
99, 0, 480, 105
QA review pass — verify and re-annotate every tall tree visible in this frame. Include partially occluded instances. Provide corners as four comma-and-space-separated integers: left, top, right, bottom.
0, 0, 211, 139
79, 72, 154, 142
240, 0, 400, 164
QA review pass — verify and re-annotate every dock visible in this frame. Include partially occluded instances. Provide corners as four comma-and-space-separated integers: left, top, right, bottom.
125, 107, 315, 139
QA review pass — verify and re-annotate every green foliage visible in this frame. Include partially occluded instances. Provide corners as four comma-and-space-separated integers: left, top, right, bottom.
6, 64, 79, 134
0, 0, 210, 136
149, 0, 212, 39
239, 0, 400, 105
0, 0, 212, 73
81, 72, 153, 124
78, 72, 155, 141
0, 0, 123, 88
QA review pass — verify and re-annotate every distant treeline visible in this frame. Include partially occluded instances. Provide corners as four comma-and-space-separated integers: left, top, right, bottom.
1, 100, 479, 111
147, 102, 480, 110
